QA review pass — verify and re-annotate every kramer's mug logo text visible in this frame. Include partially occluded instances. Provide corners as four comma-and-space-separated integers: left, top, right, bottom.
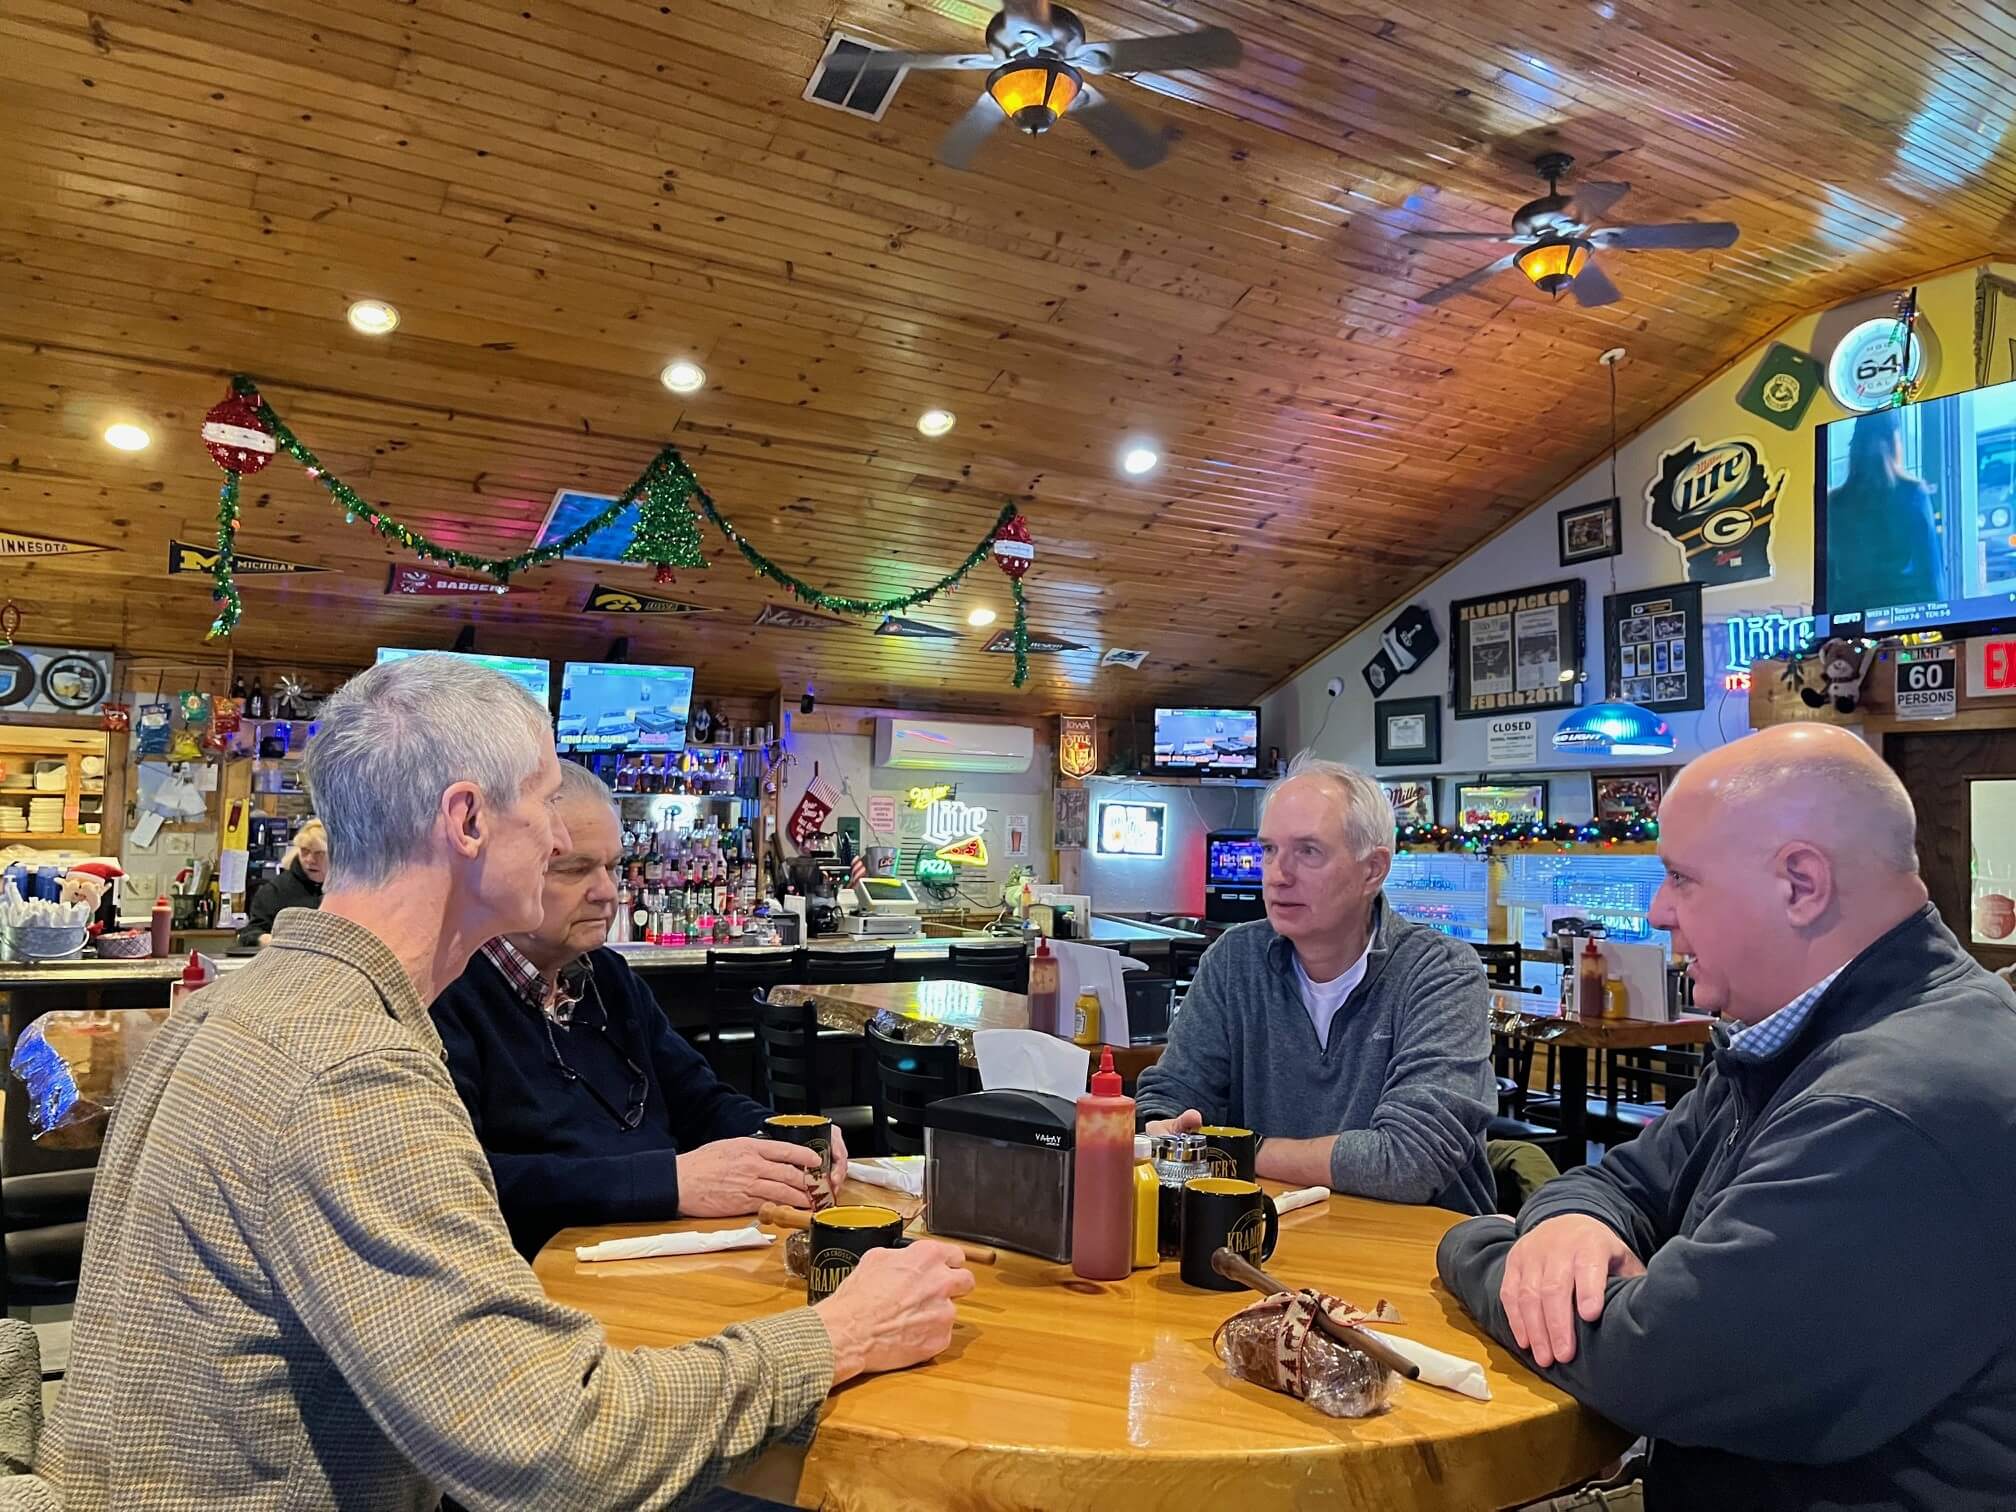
1227, 1210, 1266, 1260
1645, 437, 1783, 590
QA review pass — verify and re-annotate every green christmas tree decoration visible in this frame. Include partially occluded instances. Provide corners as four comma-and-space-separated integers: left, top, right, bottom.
206, 473, 243, 640
621, 464, 710, 583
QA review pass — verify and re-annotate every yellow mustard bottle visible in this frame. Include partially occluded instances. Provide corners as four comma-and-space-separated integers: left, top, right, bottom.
1132, 1135, 1159, 1268
1072, 987, 1102, 1048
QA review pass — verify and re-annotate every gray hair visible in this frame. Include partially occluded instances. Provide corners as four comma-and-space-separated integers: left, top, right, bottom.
556, 758, 618, 815
305, 654, 554, 889
1261, 752, 1397, 859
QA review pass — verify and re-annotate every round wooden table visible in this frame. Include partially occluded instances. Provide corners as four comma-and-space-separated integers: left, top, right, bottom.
535, 1182, 1627, 1510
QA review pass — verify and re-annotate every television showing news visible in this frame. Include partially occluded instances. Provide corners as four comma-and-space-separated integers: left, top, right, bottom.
556, 662, 694, 750
1151, 706, 1259, 775
1816, 378, 2016, 638
1206, 831, 1263, 886
374, 648, 551, 704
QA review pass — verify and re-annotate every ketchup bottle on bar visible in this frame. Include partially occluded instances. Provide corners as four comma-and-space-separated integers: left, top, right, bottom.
1071, 1047, 1135, 1281
1027, 936, 1061, 1037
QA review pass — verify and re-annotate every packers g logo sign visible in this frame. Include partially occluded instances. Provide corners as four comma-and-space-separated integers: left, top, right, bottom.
1644, 437, 1783, 589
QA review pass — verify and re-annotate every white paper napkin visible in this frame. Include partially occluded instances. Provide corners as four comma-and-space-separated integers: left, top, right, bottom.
1365, 1329, 1491, 1401
972, 1028, 1090, 1099
575, 1225, 775, 1264
1275, 1186, 1328, 1215
849, 1156, 925, 1197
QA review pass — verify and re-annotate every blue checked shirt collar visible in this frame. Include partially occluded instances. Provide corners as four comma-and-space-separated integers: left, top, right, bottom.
1725, 967, 1843, 1061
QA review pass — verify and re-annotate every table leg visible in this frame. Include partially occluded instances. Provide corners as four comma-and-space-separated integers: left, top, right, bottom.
1558, 1046, 1589, 1169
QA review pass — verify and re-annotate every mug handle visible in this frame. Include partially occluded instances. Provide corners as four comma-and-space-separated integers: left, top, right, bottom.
1257, 1194, 1280, 1262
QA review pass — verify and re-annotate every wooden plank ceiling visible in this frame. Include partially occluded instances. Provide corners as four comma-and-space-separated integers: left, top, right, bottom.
4, 0, 2014, 713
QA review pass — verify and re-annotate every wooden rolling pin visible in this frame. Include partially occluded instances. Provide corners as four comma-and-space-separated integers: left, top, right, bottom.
758, 1203, 998, 1267
1211, 1248, 1420, 1380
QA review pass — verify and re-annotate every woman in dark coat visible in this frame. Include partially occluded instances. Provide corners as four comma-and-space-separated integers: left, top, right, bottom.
1826, 407, 1948, 616
238, 817, 327, 946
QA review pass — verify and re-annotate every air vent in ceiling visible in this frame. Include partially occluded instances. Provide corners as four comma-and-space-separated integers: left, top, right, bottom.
803, 34, 908, 121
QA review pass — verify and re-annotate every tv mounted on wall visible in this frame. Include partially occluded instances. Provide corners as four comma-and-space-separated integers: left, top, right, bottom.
1148, 706, 1260, 776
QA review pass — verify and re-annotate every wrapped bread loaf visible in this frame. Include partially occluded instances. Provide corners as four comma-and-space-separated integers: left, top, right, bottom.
1212, 1289, 1403, 1419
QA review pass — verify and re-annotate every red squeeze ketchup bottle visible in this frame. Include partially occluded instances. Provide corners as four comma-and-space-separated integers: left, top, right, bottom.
1070, 1047, 1136, 1282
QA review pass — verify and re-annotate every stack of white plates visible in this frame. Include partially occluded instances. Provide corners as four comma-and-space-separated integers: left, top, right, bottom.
27, 796, 66, 834
0, 804, 24, 833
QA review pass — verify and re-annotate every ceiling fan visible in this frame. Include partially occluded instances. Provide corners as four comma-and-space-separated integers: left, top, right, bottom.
1406, 153, 1741, 308
854, 2, 1243, 171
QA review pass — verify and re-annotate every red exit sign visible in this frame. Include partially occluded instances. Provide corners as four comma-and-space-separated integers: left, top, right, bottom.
1965, 638, 2016, 698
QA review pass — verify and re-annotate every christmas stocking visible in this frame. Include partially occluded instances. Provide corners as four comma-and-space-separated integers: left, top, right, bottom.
788, 771, 838, 849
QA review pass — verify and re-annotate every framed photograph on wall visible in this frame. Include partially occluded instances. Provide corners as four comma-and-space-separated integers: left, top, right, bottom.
1450, 579, 1586, 719
1593, 771, 1666, 823
1455, 782, 1548, 831
1558, 498, 1622, 566
1375, 695, 1442, 767
1379, 778, 1435, 829
1604, 582, 1704, 713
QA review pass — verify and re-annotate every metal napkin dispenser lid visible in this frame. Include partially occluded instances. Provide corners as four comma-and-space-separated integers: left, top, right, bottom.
923, 1089, 1076, 1263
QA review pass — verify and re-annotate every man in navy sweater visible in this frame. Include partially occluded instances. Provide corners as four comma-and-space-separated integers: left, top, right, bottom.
1439, 723, 2016, 1510
432, 762, 845, 1258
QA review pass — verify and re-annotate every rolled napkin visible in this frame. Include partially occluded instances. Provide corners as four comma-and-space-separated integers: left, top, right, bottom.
1275, 1186, 1328, 1215
848, 1156, 925, 1197
575, 1225, 775, 1264
1363, 1329, 1491, 1401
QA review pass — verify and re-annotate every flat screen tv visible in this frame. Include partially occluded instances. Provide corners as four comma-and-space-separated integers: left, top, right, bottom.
374, 648, 551, 704
1150, 706, 1259, 775
1816, 378, 2016, 639
557, 662, 695, 750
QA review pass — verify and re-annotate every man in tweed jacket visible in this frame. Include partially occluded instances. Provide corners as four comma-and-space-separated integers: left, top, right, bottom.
45, 655, 971, 1510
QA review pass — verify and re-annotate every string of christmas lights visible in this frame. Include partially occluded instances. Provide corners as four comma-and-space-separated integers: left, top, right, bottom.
1397, 818, 1659, 853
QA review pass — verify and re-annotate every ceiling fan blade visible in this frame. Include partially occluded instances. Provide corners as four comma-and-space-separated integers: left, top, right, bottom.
937, 95, 1004, 170
1402, 230, 1525, 244
1071, 84, 1167, 169
1416, 254, 1518, 306
1074, 26, 1243, 75
1570, 260, 1622, 308
854, 49, 997, 77
1595, 221, 1741, 251
1567, 181, 1630, 224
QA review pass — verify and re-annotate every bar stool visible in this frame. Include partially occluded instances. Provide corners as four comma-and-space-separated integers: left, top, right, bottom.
752, 993, 874, 1145
704, 949, 805, 1094
944, 940, 1027, 993
867, 1023, 962, 1156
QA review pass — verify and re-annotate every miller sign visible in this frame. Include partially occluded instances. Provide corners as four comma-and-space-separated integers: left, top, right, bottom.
1645, 436, 1783, 590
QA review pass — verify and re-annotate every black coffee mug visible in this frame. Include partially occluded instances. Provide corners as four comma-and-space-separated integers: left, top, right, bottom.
762, 1113, 833, 1193
1179, 1178, 1279, 1291
1197, 1125, 1257, 1183
806, 1204, 903, 1303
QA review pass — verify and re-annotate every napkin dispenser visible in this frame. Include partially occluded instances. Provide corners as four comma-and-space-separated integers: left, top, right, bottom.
923, 1089, 1076, 1262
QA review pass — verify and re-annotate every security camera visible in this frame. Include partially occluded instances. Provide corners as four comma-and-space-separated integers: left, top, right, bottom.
799, 686, 816, 715
1325, 677, 1345, 698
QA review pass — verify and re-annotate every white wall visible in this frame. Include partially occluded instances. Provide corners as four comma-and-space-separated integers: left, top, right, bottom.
1262, 265, 1996, 784
1077, 780, 1253, 916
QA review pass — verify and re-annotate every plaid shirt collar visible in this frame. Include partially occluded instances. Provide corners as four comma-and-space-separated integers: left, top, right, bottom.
481, 937, 583, 1023
1726, 967, 1844, 1061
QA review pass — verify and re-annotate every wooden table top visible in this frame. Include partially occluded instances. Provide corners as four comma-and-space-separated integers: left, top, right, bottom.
1492, 993, 1718, 1051
536, 1182, 1627, 1511
769, 979, 1030, 1070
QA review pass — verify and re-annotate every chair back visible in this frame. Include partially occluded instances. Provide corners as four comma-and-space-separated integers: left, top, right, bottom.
1122, 975, 1174, 1043
1471, 942, 1523, 990
1167, 939, 1207, 988
754, 993, 823, 1114
944, 940, 1027, 993
707, 948, 807, 996
867, 1023, 962, 1156
804, 947, 896, 985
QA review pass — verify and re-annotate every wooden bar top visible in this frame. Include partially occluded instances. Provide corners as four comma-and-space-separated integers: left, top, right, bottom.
1493, 992, 1718, 1050
536, 1181, 1627, 1511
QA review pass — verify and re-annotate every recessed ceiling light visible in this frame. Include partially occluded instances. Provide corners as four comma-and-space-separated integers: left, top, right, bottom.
346, 299, 400, 335
103, 423, 150, 452
1120, 443, 1160, 476
967, 607, 998, 627
917, 408, 956, 437
661, 360, 707, 394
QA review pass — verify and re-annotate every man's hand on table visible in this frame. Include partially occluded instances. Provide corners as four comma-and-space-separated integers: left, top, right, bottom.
676, 1137, 826, 1217
1142, 1108, 1202, 1137
1498, 1213, 1646, 1367
816, 1241, 974, 1384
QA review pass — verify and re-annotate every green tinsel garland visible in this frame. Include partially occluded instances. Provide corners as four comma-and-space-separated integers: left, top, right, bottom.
206, 375, 1035, 685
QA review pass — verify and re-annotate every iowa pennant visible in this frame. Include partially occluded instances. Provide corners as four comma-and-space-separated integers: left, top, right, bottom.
582, 583, 709, 614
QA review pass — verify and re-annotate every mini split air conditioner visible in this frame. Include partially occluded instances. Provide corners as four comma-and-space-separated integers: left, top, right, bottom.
873, 717, 1035, 773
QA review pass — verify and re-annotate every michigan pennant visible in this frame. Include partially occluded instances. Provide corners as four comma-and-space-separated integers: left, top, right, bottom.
168, 540, 326, 576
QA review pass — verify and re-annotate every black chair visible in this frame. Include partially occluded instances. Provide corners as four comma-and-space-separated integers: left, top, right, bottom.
867, 1022, 962, 1157
1471, 942, 1524, 990
705, 949, 806, 1093
1123, 975, 1174, 1043
803, 947, 896, 984
751, 992, 875, 1145
944, 940, 1028, 993
1168, 939, 1207, 990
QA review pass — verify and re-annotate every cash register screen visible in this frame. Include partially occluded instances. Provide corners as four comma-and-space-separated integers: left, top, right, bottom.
855, 877, 920, 913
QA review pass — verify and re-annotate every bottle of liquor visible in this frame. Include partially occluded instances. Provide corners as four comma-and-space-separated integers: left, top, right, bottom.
666, 897, 689, 948
712, 861, 727, 916
247, 677, 267, 720
230, 671, 248, 703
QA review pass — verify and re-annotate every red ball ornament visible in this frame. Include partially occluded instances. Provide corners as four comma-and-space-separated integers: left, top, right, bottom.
654, 565, 675, 584
202, 390, 276, 475
992, 513, 1034, 579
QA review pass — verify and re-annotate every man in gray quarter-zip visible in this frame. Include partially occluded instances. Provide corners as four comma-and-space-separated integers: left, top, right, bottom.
1136, 753, 1496, 1215
1439, 723, 2016, 1511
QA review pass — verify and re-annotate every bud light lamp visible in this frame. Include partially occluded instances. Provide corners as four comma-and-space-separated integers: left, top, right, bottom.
1552, 700, 1674, 758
